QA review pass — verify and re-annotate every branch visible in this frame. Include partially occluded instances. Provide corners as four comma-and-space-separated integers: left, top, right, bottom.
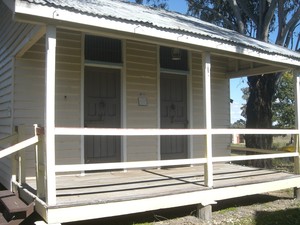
263, 0, 277, 28
260, 0, 277, 41
227, 0, 245, 33
187, 1, 236, 30
236, 0, 258, 26
277, 3, 300, 46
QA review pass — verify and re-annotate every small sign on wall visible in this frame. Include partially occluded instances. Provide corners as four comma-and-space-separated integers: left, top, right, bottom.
138, 93, 148, 106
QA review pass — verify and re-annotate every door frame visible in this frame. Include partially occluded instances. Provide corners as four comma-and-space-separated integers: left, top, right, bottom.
158, 69, 193, 160
84, 66, 122, 163
80, 34, 126, 166
157, 46, 193, 161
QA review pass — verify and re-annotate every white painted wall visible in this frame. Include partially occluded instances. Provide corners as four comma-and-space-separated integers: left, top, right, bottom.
0, 1, 36, 188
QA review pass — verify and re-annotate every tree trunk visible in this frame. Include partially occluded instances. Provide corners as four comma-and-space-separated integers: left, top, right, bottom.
245, 74, 278, 168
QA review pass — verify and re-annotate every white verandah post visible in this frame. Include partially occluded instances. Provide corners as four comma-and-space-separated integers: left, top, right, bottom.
202, 52, 213, 187
294, 70, 300, 175
44, 25, 57, 206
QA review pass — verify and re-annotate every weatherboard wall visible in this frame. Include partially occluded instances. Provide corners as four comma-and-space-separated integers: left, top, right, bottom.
3, 25, 231, 179
0, 1, 39, 188
13, 29, 82, 176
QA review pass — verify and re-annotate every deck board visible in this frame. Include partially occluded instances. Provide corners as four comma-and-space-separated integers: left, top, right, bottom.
26, 163, 300, 207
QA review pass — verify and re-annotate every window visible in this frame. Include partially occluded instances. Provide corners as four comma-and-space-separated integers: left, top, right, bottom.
160, 46, 188, 71
85, 35, 122, 63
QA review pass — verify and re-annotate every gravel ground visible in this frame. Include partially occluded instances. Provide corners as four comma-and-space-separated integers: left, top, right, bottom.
153, 189, 300, 225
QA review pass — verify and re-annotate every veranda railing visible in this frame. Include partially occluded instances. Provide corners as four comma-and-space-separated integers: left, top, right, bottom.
1, 125, 299, 206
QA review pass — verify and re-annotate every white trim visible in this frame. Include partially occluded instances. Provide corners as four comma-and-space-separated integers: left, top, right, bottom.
294, 70, 300, 174
55, 158, 208, 172
54, 127, 300, 136
187, 50, 193, 159
121, 39, 127, 163
156, 45, 161, 161
44, 25, 57, 206
54, 152, 297, 173
80, 33, 85, 173
0, 136, 38, 159
202, 52, 213, 187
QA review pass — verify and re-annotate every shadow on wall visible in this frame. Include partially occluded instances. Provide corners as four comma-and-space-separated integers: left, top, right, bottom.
255, 208, 300, 225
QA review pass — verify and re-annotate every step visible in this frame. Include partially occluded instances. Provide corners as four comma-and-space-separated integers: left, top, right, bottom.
0, 213, 7, 225
1, 195, 28, 214
0, 190, 14, 199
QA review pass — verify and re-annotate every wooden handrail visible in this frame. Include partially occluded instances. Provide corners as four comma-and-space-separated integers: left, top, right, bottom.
55, 151, 297, 173
230, 146, 288, 154
55, 127, 299, 136
0, 136, 39, 159
55, 158, 208, 172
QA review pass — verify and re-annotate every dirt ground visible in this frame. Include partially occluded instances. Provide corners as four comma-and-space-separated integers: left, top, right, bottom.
152, 189, 300, 225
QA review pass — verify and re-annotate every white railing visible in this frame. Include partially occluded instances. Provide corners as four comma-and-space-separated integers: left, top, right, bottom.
0, 125, 43, 201
0, 136, 39, 159
54, 127, 300, 173
1, 126, 299, 207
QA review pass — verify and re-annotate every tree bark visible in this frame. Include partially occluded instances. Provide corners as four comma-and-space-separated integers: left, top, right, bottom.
245, 74, 279, 167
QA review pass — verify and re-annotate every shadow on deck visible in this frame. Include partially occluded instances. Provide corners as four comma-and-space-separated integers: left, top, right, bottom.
24, 163, 300, 224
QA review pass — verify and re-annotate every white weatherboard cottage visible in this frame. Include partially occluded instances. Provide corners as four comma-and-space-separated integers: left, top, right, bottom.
1, 0, 300, 224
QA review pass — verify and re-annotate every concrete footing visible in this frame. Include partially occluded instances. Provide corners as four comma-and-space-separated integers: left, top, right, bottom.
294, 187, 300, 199
196, 201, 216, 221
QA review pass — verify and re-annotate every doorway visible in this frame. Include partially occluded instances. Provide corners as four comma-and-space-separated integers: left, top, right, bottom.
84, 67, 121, 163
160, 73, 188, 160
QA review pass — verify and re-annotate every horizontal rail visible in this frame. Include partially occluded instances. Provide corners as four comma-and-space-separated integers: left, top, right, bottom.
0, 136, 39, 159
230, 146, 288, 154
55, 151, 297, 173
55, 158, 208, 172
55, 127, 300, 136
55, 127, 208, 136
213, 152, 298, 163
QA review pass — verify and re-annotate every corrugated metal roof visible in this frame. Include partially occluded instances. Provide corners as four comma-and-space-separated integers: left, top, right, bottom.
20, 0, 300, 60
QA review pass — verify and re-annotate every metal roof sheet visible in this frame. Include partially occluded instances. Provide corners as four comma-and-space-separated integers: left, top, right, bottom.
20, 0, 300, 61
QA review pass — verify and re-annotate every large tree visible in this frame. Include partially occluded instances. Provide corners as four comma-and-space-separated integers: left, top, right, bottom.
186, 1, 299, 168
187, 0, 300, 150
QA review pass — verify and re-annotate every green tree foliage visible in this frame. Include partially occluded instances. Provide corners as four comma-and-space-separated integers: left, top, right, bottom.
134, 0, 168, 8
231, 119, 246, 128
272, 72, 295, 128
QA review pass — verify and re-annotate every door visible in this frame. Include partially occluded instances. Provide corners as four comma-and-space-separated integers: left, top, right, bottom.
160, 73, 188, 160
84, 67, 121, 163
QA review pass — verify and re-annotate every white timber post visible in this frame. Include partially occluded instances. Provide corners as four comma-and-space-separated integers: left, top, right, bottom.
294, 70, 300, 199
34, 124, 45, 198
202, 52, 213, 187
18, 125, 27, 184
44, 25, 57, 206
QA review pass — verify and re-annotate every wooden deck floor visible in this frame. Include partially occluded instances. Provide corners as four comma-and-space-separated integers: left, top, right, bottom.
26, 163, 300, 208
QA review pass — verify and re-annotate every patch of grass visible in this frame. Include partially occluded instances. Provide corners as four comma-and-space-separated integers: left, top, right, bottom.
218, 207, 237, 214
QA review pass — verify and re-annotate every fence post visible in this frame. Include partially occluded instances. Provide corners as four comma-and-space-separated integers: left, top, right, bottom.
11, 127, 18, 193
34, 124, 45, 198
202, 51, 213, 187
294, 70, 300, 199
18, 125, 27, 184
